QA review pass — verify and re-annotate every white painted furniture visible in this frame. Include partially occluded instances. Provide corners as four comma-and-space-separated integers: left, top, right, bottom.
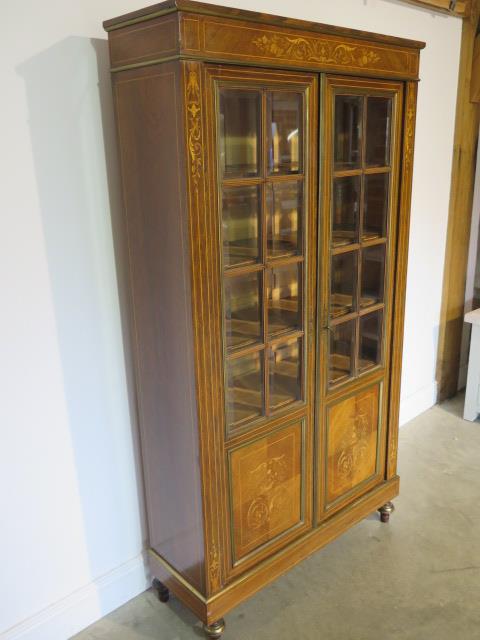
464, 308, 480, 421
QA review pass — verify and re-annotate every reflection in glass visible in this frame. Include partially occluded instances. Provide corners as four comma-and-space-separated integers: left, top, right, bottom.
332, 176, 361, 247
268, 91, 303, 175
363, 173, 389, 240
329, 320, 355, 385
268, 263, 301, 335
222, 185, 261, 267
269, 337, 302, 410
331, 252, 357, 318
224, 272, 262, 348
267, 181, 303, 257
334, 95, 363, 170
226, 352, 263, 427
359, 311, 383, 370
366, 97, 392, 167
360, 245, 385, 309
219, 89, 261, 178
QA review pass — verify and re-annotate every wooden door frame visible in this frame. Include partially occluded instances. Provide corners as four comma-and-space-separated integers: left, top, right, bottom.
436, 0, 480, 400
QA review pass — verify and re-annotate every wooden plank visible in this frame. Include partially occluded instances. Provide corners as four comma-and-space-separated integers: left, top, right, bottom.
436, 0, 480, 399
400, 0, 470, 16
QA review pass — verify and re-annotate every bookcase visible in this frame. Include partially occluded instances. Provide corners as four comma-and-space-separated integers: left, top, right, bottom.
104, 2, 423, 636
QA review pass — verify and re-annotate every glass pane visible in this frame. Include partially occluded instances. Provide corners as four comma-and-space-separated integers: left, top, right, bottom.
226, 352, 263, 427
224, 272, 262, 348
332, 176, 360, 247
268, 91, 303, 175
268, 263, 301, 335
219, 89, 260, 178
269, 337, 302, 410
331, 252, 357, 318
334, 95, 363, 170
329, 320, 355, 385
267, 181, 303, 257
363, 173, 389, 241
366, 97, 392, 167
359, 311, 383, 370
360, 245, 385, 309
222, 185, 261, 267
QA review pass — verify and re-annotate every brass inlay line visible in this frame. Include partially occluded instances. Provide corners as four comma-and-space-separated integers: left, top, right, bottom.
148, 548, 207, 602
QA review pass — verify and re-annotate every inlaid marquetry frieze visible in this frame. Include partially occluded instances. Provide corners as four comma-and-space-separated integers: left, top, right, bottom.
252, 34, 381, 68
180, 15, 420, 80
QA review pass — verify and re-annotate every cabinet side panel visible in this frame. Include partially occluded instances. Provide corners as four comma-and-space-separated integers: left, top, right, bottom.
113, 61, 205, 592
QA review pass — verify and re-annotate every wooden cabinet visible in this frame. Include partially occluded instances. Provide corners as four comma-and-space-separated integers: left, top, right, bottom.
104, 2, 423, 636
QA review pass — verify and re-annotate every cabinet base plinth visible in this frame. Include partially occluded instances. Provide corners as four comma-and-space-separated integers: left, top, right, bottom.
148, 477, 399, 628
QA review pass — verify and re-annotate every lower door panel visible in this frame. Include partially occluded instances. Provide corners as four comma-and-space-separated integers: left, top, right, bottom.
323, 381, 384, 515
226, 417, 312, 577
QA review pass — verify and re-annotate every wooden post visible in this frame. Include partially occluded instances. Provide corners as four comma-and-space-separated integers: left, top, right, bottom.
400, 0, 471, 17
471, 33, 480, 102
436, 0, 480, 400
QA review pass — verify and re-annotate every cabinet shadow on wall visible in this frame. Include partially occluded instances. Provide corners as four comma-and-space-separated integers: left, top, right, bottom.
15, 36, 181, 615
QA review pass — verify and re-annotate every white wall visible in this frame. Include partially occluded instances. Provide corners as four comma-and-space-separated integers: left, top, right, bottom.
0, 1, 461, 638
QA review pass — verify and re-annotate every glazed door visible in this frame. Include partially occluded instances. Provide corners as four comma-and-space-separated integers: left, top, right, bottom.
317, 76, 404, 520
205, 65, 318, 577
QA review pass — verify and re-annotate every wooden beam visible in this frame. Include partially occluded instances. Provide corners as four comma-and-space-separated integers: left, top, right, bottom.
471, 33, 480, 102
400, 0, 471, 17
436, 0, 480, 400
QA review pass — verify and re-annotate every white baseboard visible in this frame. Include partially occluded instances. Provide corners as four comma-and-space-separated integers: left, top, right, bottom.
3, 554, 149, 640
399, 381, 438, 426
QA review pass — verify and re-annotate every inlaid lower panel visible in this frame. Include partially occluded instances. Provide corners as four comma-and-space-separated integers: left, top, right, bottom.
326, 384, 380, 505
229, 421, 304, 562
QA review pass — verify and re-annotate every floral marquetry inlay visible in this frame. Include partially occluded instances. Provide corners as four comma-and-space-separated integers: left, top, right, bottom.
209, 542, 221, 592
253, 34, 381, 68
185, 62, 202, 186
327, 385, 380, 504
403, 86, 417, 173
336, 411, 370, 479
246, 455, 289, 531
230, 423, 303, 561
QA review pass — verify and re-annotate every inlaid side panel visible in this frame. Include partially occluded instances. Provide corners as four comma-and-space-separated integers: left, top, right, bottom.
229, 421, 304, 562
113, 62, 205, 591
109, 14, 179, 69
326, 385, 380, 504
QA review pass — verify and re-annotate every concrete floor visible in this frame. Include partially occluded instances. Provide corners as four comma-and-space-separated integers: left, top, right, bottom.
74, 395, 480, 640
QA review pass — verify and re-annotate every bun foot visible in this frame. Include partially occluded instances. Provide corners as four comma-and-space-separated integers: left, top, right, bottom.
378, 501, 395, 523
152, 578, 169, 603
203, 619, 226, 639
